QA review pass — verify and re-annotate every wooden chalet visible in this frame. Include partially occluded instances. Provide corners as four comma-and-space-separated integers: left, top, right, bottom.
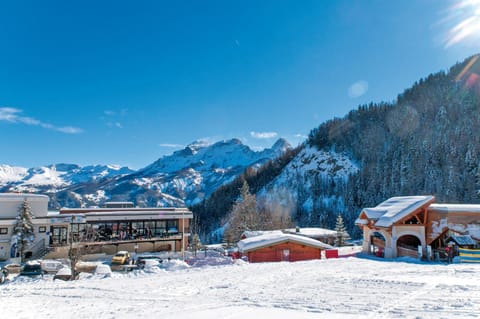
237, 232, 333, 263
355, 196, 480, 259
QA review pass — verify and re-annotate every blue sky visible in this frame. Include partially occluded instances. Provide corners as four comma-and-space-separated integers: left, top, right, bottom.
1, 0, 480, 169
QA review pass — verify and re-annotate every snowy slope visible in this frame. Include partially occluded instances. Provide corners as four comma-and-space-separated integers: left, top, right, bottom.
0, 165, 28, 183
258, 145, 359, 215
1, 256, 479, 318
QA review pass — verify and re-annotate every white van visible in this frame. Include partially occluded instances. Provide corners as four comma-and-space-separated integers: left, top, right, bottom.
40, 260, 64, 274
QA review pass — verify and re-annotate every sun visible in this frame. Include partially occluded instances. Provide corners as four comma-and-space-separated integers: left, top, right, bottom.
443, 0, 480, 48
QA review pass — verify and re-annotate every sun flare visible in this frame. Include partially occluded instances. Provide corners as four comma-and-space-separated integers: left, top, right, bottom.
443, 0, 480, 48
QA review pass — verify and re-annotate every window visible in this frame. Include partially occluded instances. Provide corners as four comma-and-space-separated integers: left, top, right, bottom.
39, 226, 47, 233
0, 228, 8, 235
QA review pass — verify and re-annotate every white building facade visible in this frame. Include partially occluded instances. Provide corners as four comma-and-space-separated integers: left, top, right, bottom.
0, 194, 65, 261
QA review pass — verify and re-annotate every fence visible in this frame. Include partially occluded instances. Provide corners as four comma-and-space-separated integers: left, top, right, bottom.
459, 248, 480, 263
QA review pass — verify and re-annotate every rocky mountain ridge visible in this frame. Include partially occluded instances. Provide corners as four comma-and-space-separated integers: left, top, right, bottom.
0, 138, 292, 209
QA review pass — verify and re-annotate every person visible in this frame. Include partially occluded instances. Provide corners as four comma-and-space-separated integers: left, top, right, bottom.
445, 244, 453, 263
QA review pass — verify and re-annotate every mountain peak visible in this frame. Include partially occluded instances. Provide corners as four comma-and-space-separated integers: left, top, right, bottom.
187, 140, 211, 149
271, 138, 292, 152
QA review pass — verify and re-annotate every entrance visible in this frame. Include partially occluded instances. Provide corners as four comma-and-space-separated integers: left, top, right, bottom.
370, 232, 386, 257
397, 235, 421, 258
50, 226, 68, 246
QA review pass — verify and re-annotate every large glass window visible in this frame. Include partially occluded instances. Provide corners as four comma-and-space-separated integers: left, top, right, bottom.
144, 221, 155, 238
131, 221, 143, 238
70, 223, 86, 242
79, 218, 182, 241
155, 221, 167, 236
118, 222, 130, 239
167, 220, 178, 234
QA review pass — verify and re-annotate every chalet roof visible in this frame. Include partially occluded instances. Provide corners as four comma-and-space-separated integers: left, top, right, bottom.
362, 208, 387, 219
283, 227, 337, 238
241, 230, 283, 239
359, 196, 435, 228
237, 232, 333, 253
428, 204, 480, 213
447, 235, 477, 246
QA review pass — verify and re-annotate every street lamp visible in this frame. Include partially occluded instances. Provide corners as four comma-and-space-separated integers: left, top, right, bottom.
16, 230, 22, 262
182, 210, 185, 261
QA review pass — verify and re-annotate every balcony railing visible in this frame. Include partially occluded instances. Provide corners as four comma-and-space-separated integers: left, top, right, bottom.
53, 232, 186, 247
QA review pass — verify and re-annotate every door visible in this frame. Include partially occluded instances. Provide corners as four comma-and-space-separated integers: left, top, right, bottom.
51, 226, 68, 246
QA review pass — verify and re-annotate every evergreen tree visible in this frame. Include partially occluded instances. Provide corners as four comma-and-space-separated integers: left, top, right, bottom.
334, 214, 349, 247
223, 181, 258, 244
14, 198, 35, 262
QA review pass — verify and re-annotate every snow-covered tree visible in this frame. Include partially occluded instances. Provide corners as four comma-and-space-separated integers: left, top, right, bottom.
14, 198, 35, 262
223, 181, 258, 244
335, 214, 349, 247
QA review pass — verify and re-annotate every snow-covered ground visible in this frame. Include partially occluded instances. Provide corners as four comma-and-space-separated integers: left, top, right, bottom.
1, 254, 480, 319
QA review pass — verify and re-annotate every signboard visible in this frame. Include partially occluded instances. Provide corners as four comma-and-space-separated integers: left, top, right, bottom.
50, 215, 86, 224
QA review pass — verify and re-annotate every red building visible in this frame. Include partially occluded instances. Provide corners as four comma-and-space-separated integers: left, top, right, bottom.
238, 233, 333, 263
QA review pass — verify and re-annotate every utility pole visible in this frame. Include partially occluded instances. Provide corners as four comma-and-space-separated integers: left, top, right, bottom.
69, 215, 80, 280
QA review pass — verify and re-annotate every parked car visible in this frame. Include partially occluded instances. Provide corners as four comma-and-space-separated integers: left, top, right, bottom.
3, 263, 21, 274
94, 264, 112, 277
41, 260, 64, 274
136, 255, 162, 269
111, 251, 131, 265
19, 262, 43, 277
0, 267, 9, 284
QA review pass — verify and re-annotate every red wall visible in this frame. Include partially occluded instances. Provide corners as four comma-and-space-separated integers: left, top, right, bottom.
246, 241, 322, 263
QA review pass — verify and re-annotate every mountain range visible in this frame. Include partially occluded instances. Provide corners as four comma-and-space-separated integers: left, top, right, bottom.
0, 138, 292, 209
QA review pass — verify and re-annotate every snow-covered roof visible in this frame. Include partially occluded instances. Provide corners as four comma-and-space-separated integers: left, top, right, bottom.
448, 235, 477, 246
283, 227, 337, 237
362, 208, 387, 219
0, 193, 49, 201
354, 218, 368, 225
362, 196, 435, 228
241, 230, 283, 238
238, 232, 333, 253
428, 204, 480, 214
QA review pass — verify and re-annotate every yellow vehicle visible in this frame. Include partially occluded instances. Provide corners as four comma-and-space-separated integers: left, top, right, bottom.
111, 251, 131, 265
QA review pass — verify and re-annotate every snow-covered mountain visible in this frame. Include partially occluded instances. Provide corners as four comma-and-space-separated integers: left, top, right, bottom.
0, 164, 135, 193
141, 138, 290, 175
0, 138, 292, 209
0, 165, 28, 183
101, 138, 292, 207
257, 145, 359, 225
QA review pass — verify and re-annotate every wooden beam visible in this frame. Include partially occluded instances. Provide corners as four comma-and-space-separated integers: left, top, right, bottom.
413, 214, 420, 224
